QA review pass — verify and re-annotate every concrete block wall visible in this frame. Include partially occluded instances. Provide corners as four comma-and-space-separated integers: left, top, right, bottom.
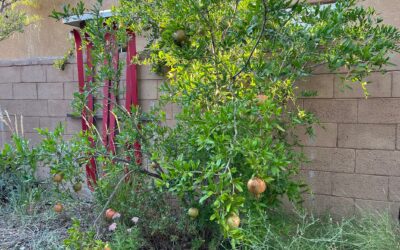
0, 54, 177, 148
1, 55, 400, 220
296, 64, 400, 219
2, 55, 400, 221
1, 38, 400, 221
0, 58, 74, 146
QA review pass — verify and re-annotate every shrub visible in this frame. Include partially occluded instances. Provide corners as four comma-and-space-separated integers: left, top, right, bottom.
0, 134, 39, 205
64, 219, 106, 250
48, 0, 400, 246
93, 170, 223, 249
0, 0, 39, 41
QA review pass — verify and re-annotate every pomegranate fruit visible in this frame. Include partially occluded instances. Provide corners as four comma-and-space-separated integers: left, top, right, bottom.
256, 94, 268, 105
188, 207, 199, 218
247, 177, 267, 196
53, 173, 64, 183
173, 30, 187, 44
105, 208, 116, 220
54, 203, 63, 213
227, 214, 240, 229
73, 182, 82, 192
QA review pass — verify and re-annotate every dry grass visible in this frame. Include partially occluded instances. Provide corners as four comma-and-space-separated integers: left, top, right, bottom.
0, 109, 24, 136
0, 200, 96, 249
244, 209, 400, 250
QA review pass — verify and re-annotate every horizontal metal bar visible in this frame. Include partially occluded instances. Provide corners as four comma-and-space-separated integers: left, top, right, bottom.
63, 10, 113, 27
66, 113, 155, 122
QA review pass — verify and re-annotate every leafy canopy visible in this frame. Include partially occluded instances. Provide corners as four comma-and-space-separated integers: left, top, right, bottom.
48, 0, 400, 242
0, 0, 38, 41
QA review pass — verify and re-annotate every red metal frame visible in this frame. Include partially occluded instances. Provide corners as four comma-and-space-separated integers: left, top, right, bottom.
85, 34, 98, 189
126, 32, 142, 165
71, 28, 142, 189
126, 32, 138, 107
72, 29, 97, 189
102, 33, 111, 150
85, 35, 95, 126
109, 33, 119, 154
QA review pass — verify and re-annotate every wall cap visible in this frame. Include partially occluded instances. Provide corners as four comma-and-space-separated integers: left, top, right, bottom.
0, 57, 64, 67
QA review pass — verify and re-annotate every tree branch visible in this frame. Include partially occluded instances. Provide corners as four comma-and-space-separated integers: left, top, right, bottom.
189, 0, 217, 55
232, 0, 268, 80
112, 156, 162, 179
93, 169, 134, 230
221, 0, 240, 41
0, 0, 18, 13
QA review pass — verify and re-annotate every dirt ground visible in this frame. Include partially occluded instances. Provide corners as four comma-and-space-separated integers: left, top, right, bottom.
0, 201, 95, 250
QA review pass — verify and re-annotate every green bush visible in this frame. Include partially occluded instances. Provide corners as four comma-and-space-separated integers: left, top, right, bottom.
93, 170, 223, 249
48, 0, 400, 245
0, 0, 39, 41
64, 219, 106, 250
0, 134, 40, 206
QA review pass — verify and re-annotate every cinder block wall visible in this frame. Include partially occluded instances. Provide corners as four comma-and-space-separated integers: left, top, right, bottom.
0, 55, 178, 147
295, 55, 400, 219
1, 55, 399, 220
0, 58, 75, 146
1, 37, 400, 220
3, 0, 399, 221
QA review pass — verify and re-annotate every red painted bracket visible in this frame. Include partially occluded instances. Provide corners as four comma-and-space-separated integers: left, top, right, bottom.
72, 29, 97, 189
126, 32, 142, 165
71, 28, 142, 189
102, 33, 111, 150
102, 32, 119, 154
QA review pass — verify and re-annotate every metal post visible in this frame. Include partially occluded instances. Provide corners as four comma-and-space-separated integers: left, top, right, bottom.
126, 32, 142, 165
65, 11, 142, 188
72, 29, 97, 189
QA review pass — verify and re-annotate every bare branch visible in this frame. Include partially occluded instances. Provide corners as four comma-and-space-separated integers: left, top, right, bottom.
93, 169, 135, 230
0, 0, 18, 13
221, 0, 240, 41
112, 156, 162, 179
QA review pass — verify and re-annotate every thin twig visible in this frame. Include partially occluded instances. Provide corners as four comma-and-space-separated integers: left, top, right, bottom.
0, 0, 17, 13
112, 157, 162, 179
189, 0, 216, 55
14, 114, 18, 136
93, 169, 135, 229
232, 0, 268, 80
221, 0, 240, 41
20, 115, 23, 136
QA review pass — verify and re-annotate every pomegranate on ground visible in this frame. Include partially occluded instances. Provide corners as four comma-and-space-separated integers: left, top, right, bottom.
54, 203, 63, 213
53, 173, 64, 183
105, 208, 116, 220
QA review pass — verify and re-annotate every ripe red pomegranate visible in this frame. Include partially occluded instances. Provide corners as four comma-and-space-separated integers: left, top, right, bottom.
105, 208, 116, 220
